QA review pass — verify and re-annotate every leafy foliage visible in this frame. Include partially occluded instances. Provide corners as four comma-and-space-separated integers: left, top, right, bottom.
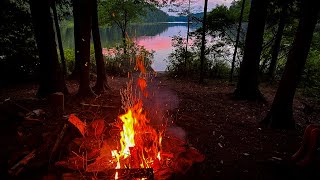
167, 33, 232, 79
98, 0, 152, 28
103, 40, 154, 76
0, 0, 38, 85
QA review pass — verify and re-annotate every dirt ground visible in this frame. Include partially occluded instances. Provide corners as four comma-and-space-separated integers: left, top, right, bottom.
1, 74, 320, 180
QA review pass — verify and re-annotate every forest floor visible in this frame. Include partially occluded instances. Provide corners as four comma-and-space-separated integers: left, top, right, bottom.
1, 73, 320, 180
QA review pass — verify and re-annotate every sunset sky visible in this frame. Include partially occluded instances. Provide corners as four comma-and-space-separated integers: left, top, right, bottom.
193, 0, 233, 12
163, 0, 234, 15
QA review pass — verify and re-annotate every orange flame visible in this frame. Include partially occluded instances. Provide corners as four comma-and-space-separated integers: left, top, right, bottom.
111, 48, 163, 173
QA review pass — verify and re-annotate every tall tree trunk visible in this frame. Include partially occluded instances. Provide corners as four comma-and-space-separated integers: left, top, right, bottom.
92, 0, 109, 93
29, 0, 65, 97
184, 0, 191, 74
199, 0, 208, 84
262, 0, 320, 129
76, 0, 93, 97
267, 2, 288, 81
234, 0, 268, 100
70, 0, 81, 80
52, 1, 67, 78
230, 0, 246, 83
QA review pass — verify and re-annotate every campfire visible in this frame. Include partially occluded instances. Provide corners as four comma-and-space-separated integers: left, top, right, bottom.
55, 55, 205, 179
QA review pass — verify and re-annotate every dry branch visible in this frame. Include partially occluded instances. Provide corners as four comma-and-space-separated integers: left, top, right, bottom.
8, 143, 50, 176
24, 117, 42, 122
8, 150, 36, 176
80, 103, 117, 108
50, 124, 69, 162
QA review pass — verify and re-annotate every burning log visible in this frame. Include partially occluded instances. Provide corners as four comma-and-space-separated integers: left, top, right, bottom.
99, 168, 154, 180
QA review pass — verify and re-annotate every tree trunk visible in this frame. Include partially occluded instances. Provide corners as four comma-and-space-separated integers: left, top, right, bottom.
92, 0, 109, 93
262, 0, 320, 129
70, 0, 81, 80
184, 0, 191, 74
234, 0, 268, 100
52, 1, 67, 78
76, 0, 94, 97
122, 10, 128, 55
29, 0, 65, 97
267, 2, 288, 81
199, 0, 208, 84
122, 30, 127, 55
230, 0, 246, 83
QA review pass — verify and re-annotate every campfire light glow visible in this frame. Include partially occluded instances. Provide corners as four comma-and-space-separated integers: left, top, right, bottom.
110, 53, 163, 178
60, 45, 205, 179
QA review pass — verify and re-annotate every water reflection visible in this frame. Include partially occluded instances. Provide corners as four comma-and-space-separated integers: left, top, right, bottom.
60, 23, 198, 71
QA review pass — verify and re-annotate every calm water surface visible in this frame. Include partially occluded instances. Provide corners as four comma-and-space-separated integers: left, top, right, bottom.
61, 23, 198, 71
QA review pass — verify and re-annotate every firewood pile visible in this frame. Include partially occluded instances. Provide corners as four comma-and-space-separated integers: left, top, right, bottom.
7, 108, 204, 180
53, 114, 205, 179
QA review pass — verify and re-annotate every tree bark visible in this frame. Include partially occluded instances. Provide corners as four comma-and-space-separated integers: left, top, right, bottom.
267, 2, 288, 81
199, 0, 208, 84
230, 0, 246, 83
234, 0, 268, 100
92, 0, 109, 93
262, 0, 320, 129
52, 1, 67, 78
29, 0, 65, 97
70, 0, 81, 80
76, 0, 94, 97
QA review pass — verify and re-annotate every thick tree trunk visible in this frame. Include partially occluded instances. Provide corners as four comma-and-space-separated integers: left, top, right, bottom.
230, 0, 246, 83
76, 0, 94, 97
234, 0, 268, 100
263, 0, 320, 129
29, 0, 65, 97
92, 0, 109, 93
199, 0, 208, 84
267, 2, 288, 81
52, 1, 67, 78
70, 0, 81, 80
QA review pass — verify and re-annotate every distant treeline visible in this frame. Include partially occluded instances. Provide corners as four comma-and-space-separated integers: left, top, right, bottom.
141, 8, 203, 23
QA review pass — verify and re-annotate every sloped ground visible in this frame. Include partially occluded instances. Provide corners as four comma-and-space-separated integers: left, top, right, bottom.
1, 74, 320, 179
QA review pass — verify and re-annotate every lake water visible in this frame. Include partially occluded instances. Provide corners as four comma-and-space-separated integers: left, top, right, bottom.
61, 23, 199, 72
